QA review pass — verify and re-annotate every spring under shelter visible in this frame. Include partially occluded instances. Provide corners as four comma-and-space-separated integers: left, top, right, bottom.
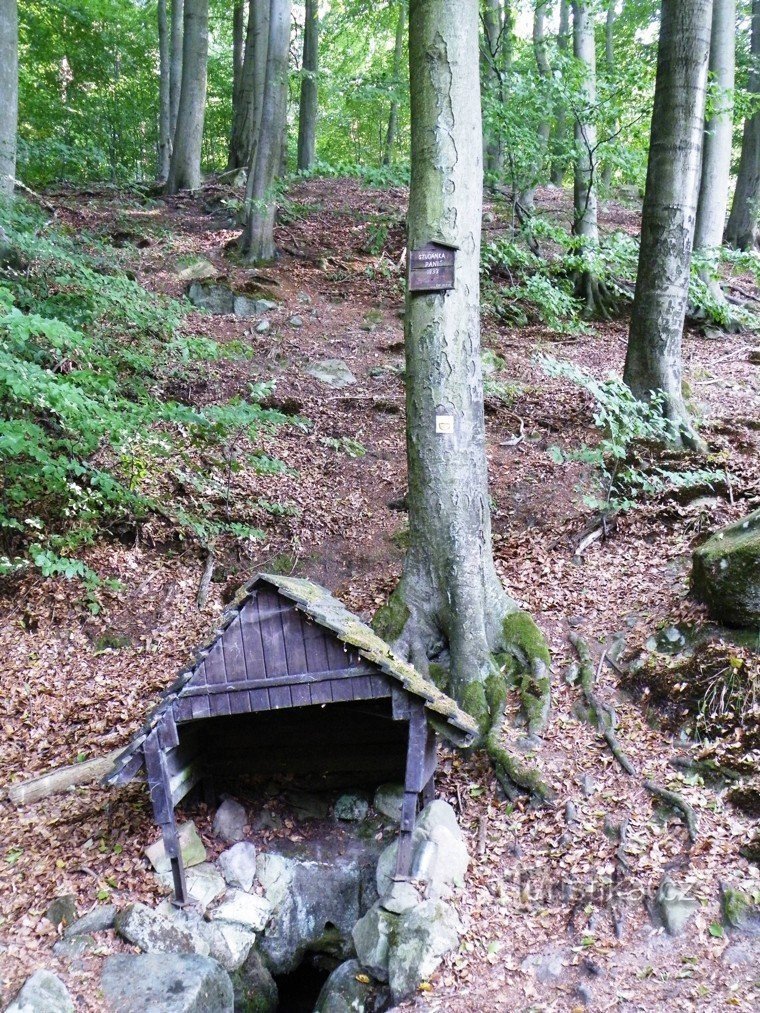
105, 574, 478, 905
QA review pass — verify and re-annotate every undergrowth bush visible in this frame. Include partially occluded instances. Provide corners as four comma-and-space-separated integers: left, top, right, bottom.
537, 355, 726, 516
0, 199, 293, 592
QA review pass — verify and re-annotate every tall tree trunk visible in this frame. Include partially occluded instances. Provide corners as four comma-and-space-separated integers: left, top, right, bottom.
600, 0, 616, 190
228, 0, 270, 172
623, 0, 712, 447
0, 0, 18, 199
239, 0, 291, 262
297, 0, 318, 171
550, 0, 570, 185
725, 0, 760, 249
520, 1, 552, 210
167, 0, 207, 193
695, 0, 736, 250
481, 0, 504, 180
232, 0, 245, 113
158, 0, 172, 181
170, 0, 184, 141
383, 0, 522, 706
382, 0, 406, 167
572, 1, 598, 244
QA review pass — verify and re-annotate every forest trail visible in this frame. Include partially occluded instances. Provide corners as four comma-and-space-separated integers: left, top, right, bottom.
1, 180, 759, 1010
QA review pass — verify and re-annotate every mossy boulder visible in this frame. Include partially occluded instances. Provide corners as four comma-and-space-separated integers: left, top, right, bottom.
692, 511, 760, 628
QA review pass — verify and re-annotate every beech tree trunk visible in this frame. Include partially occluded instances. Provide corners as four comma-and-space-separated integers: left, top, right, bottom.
550, 0, 570, 186
382, 0, 406, 167
481, 0, 504, 180
600, 0, 616, 190
623, 0, 712, 446
520, 1, 552, 210
158, 0, 172, 181
382, 0, 523, 707
694, 0, 735, 250
170, 0, 184, 140
167, 0, 208, 193
228, 0, 270, 172
0, 0, 18, 199
297, 0, 318, 171
239, 0, 291, 262
725, 0, 760, 250
572, 1, 598, 244
232, 0, 245, 114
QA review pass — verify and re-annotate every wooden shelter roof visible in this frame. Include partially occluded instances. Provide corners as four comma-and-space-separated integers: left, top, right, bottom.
105, 574, 478, 788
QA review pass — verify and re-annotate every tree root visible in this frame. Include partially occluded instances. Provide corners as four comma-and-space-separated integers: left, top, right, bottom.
569, 632, 636, 775
502, 611, 552, 738
484, 672, 555, 804
572, 270, 617, 320
644, 780, 698, 843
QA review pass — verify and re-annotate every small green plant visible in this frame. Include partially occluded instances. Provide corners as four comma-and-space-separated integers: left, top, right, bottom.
320, 436, 367, 458
537, 355, 725, 515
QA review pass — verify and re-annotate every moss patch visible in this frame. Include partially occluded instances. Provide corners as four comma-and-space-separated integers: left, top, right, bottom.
460, 681, 490, 735
371, 588, 411, 645
502, 611, 551, 668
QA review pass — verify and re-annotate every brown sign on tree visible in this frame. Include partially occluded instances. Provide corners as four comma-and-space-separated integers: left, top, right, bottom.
408, 241, 456, 292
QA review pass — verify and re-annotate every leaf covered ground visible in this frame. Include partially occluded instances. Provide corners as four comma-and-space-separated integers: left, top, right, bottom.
1, 179, 759, 1010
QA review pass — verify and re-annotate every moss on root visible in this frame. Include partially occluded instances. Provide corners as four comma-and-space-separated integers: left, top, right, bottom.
502, 612, 551, 737
371, 588, 411, 645
502, 611, 551, 668
461, 680, 491, 735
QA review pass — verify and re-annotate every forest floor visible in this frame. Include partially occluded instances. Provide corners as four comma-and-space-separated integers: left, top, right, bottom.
1, 178, 759, 1011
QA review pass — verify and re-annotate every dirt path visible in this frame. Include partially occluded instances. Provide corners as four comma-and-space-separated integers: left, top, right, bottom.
0, 180, 758, 1010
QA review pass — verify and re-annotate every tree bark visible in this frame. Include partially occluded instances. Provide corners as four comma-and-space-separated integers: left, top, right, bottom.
725, 0, 760, 250
228, 0, 270, 172
383, 0, 529, 709
297, 0, 318, 171
520, 1, 552, 210
170, 0, 184, 141
550, 0, 570, 186
167, 0, 208, 193
481, 0, 504, 180
382, 0, 406, 167
623, 0, 713, 446
232, 0, 245, 114
695, 0, 736, 250
158, 0, 172, 181
0, 0, 18, 199
600, 0, 617, 190
239, 0, 291, 262
572, 1, 598, 244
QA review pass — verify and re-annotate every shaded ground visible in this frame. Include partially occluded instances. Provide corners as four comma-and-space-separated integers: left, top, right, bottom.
1, 180, 759, 1010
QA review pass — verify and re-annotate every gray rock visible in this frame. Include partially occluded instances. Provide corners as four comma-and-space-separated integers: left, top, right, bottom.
232, 948, 278, 1013
256, 851, 368, 974
154, 904, 211, 958
176, 258, 218, 282
376, 828, 426, 898
255, 319, 271, 334
655, 878, 700, 936
115, 902, 197, 954
234, 296, 278, 318
722, 941, 757, 966
156, 862, 227, 912
204, 921, 257, 972
6, 970, 74, 1013
218, 842, 258, 892
352, 902, 398, 981
64, 904, 116, 937
288, 315, 304, 328
692, 509, 760, 627
213, 798, 247, 844
285, 789, 331, 820
101, 953, 234, 1013
314, 959, 387, 1013
297, 291, 312, 304
146, 821, 207, 875
388, 900, 462, 1002
304, 359, 356, 389
416, 800, 461, 839
53, 934, 97, 959
334, 793, 370, 822
521, 949, 566, 983
425, 824, 469, 898
721, 884, 760, 934
382, 882, 420, 915
188, 282, 235, 314
45, 895, 77, 930
373, 783, 404, 822
209, 890, 272, 932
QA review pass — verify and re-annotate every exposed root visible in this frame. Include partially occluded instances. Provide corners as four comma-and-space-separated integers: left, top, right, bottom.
484, 671, 555, 804
572, 270, 617, 320
569, 632, 636, 775
644, 780, 698, 843
501, 611, 552, 738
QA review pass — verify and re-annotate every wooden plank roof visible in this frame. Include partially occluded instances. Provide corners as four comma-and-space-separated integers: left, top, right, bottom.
104, 574, 478, 788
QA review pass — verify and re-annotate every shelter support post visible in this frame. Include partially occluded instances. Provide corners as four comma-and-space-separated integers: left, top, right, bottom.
144, 732, 188, 906
394, 702, 438, 881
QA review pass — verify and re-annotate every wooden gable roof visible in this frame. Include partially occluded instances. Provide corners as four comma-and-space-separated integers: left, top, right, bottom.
105, 574, 478, 788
